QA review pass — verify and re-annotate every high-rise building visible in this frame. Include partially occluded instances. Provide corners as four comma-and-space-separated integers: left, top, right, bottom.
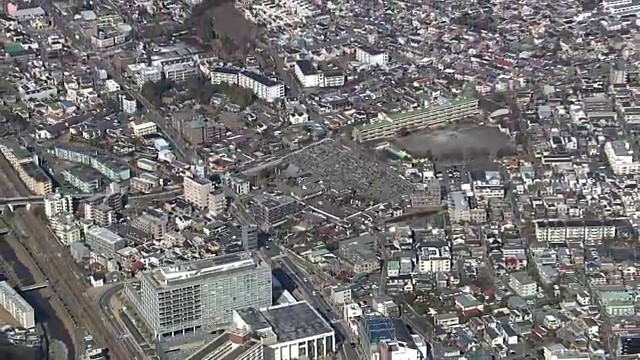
44, 192, 74, 219
183, 175, 211, 210
124, 252, 272, 338
208, 189, 226, 216
241, 223, 259, 251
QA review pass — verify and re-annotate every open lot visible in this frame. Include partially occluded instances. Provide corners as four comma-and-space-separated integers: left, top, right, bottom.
394, 126, 513, 159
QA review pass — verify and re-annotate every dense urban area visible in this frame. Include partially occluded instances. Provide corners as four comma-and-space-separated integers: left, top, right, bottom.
0, 0, 640, 359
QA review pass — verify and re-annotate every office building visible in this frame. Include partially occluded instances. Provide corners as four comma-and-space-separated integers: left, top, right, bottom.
184, 176, 211, 210
44, 192, 74, 219
0, 281, 35, 329
85, 226, 127, 259
352, 96, 479, 143
249, 194, 303, 229
124, 252, 272, 338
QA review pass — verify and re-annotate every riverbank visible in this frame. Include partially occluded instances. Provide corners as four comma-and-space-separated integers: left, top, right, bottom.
0, 229, 77, 360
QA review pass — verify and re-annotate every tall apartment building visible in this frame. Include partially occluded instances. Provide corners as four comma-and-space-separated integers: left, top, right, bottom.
417, 245, 451, 274
208, 189, 226, 216
250, 194, 304, 229
241, 223, 259, 251
410, 179, 441, 208
171, 114, 225, 146
355, 45, 389, 67
124, 252, 272, 338
0, 281, 35, 329
44, 192, 74, 219
184, 176, 211, 210
130, 210, 169, 239
85, 226, 127, 259
50, 213, 82, 245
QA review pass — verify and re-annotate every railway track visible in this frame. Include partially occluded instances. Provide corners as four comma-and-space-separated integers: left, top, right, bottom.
0, 153, 130, 359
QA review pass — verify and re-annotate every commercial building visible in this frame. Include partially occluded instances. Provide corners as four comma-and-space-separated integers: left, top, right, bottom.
352, 96, 479, 143
417, 245, 451, 274
233, 301, 335, 360
124, 252, 272, 338
0, 281, 35, 329
249, 193, 304, 229
184, 176, 211, 210
44, 192, 74, 219
185, 330, 263, 360
508, 272, 537, 298
85, 226, 127, 259
355, 46, 389, 67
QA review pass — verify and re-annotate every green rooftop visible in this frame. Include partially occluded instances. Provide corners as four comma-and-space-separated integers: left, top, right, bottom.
4, 43, 23, 55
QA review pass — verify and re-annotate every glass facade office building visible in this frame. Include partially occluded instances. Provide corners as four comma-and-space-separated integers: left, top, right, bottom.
127, 252, 272, 338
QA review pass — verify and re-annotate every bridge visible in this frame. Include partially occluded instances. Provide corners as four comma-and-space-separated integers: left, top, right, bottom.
0, 189, 182, 208
18, 282, 49, 292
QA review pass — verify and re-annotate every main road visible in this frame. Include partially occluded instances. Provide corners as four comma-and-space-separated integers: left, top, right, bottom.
275, 256, 359, 360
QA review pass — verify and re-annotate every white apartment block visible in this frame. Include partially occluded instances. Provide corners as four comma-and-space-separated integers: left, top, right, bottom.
294, 60, 344, 88
238, 71, 285, 103
471, 170, 504, 199
128, 64, 162, 87
121, 95, 137, 114
44, 192, 74, 219
130, 119, 158, 137
508, 272, 537, 298
209, 67, 284, 103
417, 246, 451, 274
355, 46, 389, 67
0, 281, 35, 329
535, 219, 616, 243
604, 141, 640, 175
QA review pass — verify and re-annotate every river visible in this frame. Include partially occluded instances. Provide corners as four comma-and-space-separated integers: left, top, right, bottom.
0, 238, 75, 360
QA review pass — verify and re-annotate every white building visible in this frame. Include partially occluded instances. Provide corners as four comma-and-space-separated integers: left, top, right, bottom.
355, 46, 389, 67
0, 281, 35, 329
121, 95, 137, 114
417, 246, 451, 273
44, 192, 74, 219
130, 119, 158, 137
127, 64, 163, 87
233, 301, 335, 360
238, 71, 285, 103
210, 67, 240, 85
604, 141, 640, 175
50, 212, 82, 246
208, 189, 226, 216
509, 272, 537, 298
295, 60, 324, 88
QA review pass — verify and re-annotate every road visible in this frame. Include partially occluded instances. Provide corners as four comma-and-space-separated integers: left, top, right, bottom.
45, 5, 197, 164
275, 256, 359, 360
98, 284, 147, 359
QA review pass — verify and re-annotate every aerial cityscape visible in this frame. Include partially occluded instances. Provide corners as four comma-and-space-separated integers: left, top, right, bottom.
0, 0, 638, 359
